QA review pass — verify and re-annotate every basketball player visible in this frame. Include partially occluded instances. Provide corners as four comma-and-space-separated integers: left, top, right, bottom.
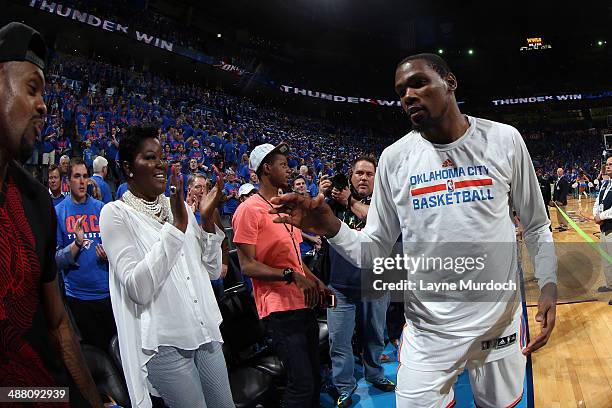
270, 53, 558, 407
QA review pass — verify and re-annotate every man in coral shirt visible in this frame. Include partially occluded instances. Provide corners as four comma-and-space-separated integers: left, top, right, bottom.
233, 142, 329, 408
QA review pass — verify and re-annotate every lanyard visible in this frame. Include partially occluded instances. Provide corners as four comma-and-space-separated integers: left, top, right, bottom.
257, 193, 303, 271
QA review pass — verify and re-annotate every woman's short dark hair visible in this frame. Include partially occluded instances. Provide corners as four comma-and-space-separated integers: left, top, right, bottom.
119, 126, 159, 177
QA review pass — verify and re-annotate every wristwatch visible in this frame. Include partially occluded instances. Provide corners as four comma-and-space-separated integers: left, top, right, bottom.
283, 268, 295, 284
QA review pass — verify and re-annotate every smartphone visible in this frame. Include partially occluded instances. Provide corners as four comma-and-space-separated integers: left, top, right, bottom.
320, 292, 337, 308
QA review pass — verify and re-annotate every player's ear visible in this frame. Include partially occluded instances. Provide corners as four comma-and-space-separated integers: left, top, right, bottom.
445, 73, 458, 92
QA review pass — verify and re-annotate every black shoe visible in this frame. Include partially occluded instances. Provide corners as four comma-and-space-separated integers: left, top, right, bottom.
369, 377, 396, 392
598, 286, 612, 293
609, 298, 612, 306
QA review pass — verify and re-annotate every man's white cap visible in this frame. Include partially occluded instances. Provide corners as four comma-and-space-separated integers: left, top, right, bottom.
249, 142, 289, 172
238, 183, 257, 197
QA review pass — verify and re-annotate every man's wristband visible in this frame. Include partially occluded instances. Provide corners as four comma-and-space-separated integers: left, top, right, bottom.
75, 239, 83, 248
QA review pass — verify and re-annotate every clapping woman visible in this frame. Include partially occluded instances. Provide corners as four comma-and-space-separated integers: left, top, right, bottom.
99, 126, 233, 408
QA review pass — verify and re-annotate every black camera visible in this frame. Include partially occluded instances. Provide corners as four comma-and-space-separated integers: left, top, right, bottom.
331, 173, 349, 191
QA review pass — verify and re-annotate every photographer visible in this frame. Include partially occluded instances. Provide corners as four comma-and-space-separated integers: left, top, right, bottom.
320, 156, 394, 408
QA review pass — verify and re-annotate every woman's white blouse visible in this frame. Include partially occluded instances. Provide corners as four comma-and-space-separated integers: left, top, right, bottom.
100, 200, 224, 408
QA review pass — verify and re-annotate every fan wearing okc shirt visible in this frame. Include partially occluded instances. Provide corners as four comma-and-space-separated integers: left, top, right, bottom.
222, 169, 240, 223
271, 53, 558, 408
55, 157, 117, 352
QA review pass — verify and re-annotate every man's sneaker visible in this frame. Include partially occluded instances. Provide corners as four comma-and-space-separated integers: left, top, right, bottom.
336, 391, 353, 408
597, 286, 612, 293
369, 377, 396, 392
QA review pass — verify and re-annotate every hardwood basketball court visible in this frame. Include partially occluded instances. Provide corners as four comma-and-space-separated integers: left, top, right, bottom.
521, 197, 612, 408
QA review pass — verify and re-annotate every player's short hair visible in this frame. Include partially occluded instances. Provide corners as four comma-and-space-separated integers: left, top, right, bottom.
396, 53, 451, 78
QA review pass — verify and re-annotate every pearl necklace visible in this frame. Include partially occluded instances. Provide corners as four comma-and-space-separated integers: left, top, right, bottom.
123, 190, 174, 224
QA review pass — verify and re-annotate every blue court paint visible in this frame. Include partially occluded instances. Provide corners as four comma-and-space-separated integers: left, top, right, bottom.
320, 333, 531, 407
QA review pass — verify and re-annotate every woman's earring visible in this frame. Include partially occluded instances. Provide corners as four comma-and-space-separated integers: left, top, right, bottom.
129, 172, 134, 178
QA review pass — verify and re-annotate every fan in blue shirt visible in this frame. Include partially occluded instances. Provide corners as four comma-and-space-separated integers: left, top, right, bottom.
82, 140, 94, 170
115, 182, 128, 200
55, 159, 116, 351
222, 171, 241, 216
91, 157, 112, 204
55, 164, 109, 301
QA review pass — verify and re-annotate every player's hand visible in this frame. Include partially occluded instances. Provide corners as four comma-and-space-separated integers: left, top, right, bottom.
523, 282, 557, 355
595, 214, 603, 225
269, 193, 341, 238
220, 264, 228, 279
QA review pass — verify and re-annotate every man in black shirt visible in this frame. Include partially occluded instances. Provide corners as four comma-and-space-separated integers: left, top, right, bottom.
535, 166, 552, 229
0, 22, 102, 407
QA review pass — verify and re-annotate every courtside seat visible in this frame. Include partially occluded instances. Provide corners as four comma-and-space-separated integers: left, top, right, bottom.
251, 354, 284, 377
81, 344, 130, 408
224, 248, 245, 291
223, 343, 273, 408
109, 335, 122, 373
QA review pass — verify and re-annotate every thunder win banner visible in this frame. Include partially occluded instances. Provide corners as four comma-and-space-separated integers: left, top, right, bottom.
26, 0, 612, 109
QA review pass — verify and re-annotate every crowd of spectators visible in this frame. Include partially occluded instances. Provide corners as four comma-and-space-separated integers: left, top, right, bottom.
28, 52, 393, 215
28, 52, 612, 208
525, 127, 611, 188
